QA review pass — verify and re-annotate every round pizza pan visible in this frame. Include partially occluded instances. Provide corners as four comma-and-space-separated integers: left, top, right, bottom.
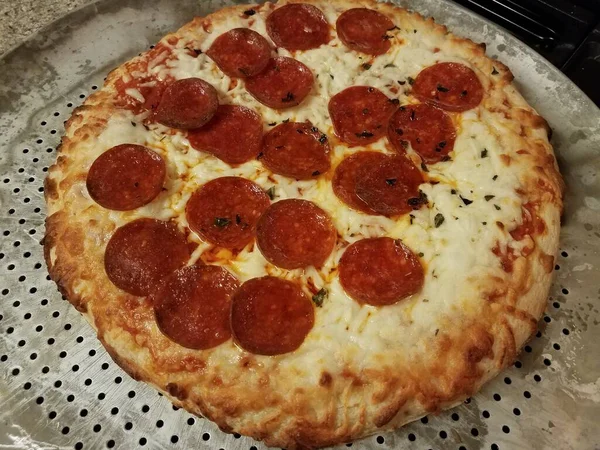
0, 0, 598, 449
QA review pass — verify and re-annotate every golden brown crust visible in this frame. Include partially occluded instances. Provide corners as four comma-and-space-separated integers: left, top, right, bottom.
44, 0, 563, 448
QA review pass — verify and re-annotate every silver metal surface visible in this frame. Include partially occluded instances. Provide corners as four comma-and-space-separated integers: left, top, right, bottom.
0, 0, 599, 449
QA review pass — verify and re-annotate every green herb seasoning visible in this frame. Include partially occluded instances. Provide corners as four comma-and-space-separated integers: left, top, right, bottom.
434, 213, 445, 228
312, 288, 327, 307
214, 217, 230, 228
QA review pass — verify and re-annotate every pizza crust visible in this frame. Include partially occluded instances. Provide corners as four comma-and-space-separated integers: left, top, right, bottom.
44, 0, 563, 447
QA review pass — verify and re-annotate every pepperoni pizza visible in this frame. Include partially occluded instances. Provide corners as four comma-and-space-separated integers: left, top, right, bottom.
44, 0, 563, 447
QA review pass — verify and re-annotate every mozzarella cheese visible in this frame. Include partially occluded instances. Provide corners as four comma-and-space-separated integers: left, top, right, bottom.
77, 2, 528, 379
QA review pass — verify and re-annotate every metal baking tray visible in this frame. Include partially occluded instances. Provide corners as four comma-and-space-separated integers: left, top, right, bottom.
1, 0, 599, 449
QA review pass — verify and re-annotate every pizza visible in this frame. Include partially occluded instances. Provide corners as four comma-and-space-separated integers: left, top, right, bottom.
43, 0, 564, 447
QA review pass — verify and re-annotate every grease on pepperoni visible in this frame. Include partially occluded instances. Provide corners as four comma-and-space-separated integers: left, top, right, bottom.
332, 151, 388, 214
186, 177, 270, 249
328, 86, 396, 146
245, 56, 314, 109
336, 8, 395, 56
86, 144, 166, 211
355, 155, 424, 216
388, 103, 456, 164
413, 62, 484, 112
155, 78, 219, 129
231, 276, 314, 355
261, 122, 330, 179
152, 265, 238, 350
207, 28, 271, 78
266, 3, 330, 51
256, 199, 336, 269
188, 105, 263, 165
339, 237, 424, 306
104, 218, 190, 296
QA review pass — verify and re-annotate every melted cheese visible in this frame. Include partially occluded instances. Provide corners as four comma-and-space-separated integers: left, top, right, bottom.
89, 2, 529, 374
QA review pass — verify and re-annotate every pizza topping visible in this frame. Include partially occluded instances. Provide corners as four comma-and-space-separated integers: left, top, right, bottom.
339, 237, 424, 306
114, 43, 175, 113
152, 265, 238, 350
261, 122, 331, 179
355, 155, 424, 216
413, 62, 484, 112
312, 288, 327, 307
510, 202, 545, 241
104, 218, 190, 296
332, 151, 388, 213
231, 276, 314, 355
336, 8, 395, 55
328, 86, 396, 146
256, 199, 336, 269
245, 56, 314, 109
155, 78, 219, 129
266, 3, 330, 51
86, 144, 165, 211
387, 103, 456, 164
188, 105, 263, 165
207, 28, 272, 78
186, 177, 270, 249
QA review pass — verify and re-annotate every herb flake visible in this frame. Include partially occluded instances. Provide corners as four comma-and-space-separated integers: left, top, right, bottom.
460, 196, 473, 206
481, 148, 488, 158
266, 186, 276, 200
355, 130, 374, 138
484, 195, 495, 201
214, 217, 231, 228
362, 63, 372, 70
434, 213, 445, 228
492, 67, 499, 75
312, 288, 327, 307
281, 92, 295, 103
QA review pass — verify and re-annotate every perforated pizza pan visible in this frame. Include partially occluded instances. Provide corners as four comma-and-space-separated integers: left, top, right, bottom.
0, 0, 599, 449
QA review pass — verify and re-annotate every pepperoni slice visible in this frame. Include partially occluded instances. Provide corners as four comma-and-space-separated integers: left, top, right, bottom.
257, 199, 336, 269
155, 78, 219, 129
328, 86, 396, 146
207, 28, 271, 78
336, 8, 395, 56
186, 177, 270, 249
355, 155, 424, 216
339, 237, 424, 306
245, 56, 314, 109
387, 104, 456, 164
413, 62, 484, 112
231, 276, 314, 355
261, 122, 330, 179
332, 151, 387, 214
152, 265, 238, 350
104, 218, 190, 296
86, 144, 165, 211
266, 4, 330, 51
188, 105, 263, 165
